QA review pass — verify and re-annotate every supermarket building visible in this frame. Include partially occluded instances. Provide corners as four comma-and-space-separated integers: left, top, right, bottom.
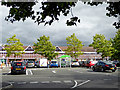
0, 45, 102, 64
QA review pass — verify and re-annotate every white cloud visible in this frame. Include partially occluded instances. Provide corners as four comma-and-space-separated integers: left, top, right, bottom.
1, 2, 117, 46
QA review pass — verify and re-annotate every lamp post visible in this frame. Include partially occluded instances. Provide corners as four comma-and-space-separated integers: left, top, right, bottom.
60, 58, 61, 68
70, 57, 71, 68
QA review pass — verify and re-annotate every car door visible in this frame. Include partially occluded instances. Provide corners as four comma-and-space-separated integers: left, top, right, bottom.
98, 62, 105, 71
95, 62, 100, 71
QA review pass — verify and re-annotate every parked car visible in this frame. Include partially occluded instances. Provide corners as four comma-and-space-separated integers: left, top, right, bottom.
50, 61, 58, 68
113, 60, 120, 67
11, 61, 26, 74
92, 61, 117, 72
79, 61, 86, 67
26, 61, 35, 68
85, 60, 98, 68
71, 61, 80, 67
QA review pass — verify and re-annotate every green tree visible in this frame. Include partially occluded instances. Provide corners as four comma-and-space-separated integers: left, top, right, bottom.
4, 34, 24, 60
65, 33, 83, 59
89, 34, 114, 59
1, 1, 120, 29
111, 30, 120, 60
33, 35, 58, 60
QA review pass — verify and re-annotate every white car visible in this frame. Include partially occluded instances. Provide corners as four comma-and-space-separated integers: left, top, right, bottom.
71, 61, 80, 67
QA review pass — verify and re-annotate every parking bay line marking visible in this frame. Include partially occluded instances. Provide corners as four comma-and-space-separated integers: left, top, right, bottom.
72, 80, 90, 88
18, 82, 26, 84
71, 80, 78, 88
52, 70, 56, 73
52, 81, 61, 83
77, 80, 90, 86
41, 81, 50, 83
29, 69, 33, 75
26, 70, 28, 75
64, 80, 72, 83
30, 81, 39, 84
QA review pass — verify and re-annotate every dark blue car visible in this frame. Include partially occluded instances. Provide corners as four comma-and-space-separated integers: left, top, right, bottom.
11, 61, 26, 74
92, 61, 117, 72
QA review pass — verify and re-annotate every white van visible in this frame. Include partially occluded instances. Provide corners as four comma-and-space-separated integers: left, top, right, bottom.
35, 59, 48, 67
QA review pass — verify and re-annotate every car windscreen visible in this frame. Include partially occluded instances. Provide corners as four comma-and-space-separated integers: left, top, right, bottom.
91, 61, 98, 64
72, 61, 78, 62
51, 61, 57, 63
13, 62, 23, 66
28, 61, 34, 63
104, 61, 113, 64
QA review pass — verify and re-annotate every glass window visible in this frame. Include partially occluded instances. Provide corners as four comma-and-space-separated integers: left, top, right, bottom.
104, 61, 112, 64
51, 61, 56, 63
28, 61, 34, 63
99, 62, 105, 65
96, 63, 100, 65
13, 62, 23, 66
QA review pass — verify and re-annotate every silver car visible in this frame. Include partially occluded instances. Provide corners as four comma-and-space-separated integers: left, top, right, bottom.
26, 61, 35, 68
71, 61, 80, 67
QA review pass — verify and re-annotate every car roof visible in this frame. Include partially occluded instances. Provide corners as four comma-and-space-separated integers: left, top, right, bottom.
98, 60, 113, 63
13, 61, 23, 62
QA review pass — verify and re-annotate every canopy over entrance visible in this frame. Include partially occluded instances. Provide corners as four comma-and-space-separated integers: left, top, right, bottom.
59, 55, 71, 58
59, 55, 71, 68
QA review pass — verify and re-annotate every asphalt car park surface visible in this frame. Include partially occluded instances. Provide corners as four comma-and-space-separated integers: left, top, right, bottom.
1, 67, 119, 89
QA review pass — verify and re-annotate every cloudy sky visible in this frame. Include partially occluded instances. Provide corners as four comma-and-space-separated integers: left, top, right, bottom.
0, 1, 118, 46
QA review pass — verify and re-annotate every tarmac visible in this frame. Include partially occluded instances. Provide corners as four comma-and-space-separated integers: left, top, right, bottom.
0, 64, 120, 90
0, 64, 13, 90
1, 82, 13, 90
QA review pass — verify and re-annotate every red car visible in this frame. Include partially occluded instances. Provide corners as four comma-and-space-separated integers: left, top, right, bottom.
85, 60, 98, 68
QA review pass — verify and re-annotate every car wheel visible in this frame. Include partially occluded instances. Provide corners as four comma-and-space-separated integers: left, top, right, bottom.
87, 66, 89, 68
92, 67, 96, 71
101, 68, 104, 72
112, 70, 115, 72
11, 72, 14, 75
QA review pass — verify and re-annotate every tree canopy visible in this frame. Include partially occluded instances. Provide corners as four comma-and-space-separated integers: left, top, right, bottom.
89, 34, 114, 59
65, 33, 83, 59
111, 29, 120, 60
1, 1, 120, 29
4, 34, 24, 58
33, 35, 58, 60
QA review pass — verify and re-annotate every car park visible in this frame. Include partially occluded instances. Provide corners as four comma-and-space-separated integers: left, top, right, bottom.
71, 61, 80, 67
92, 61, 117, 72
26, 61, 35, 68
11, 61, 26, 74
